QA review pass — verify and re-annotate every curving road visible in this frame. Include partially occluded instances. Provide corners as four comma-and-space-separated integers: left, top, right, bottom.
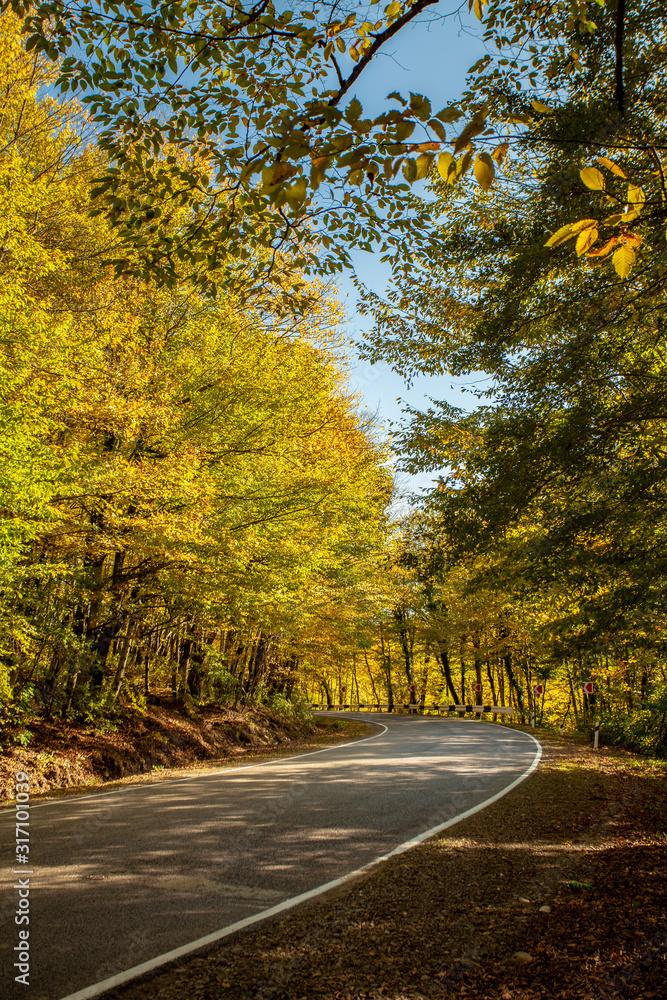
0, 714, 539, 1000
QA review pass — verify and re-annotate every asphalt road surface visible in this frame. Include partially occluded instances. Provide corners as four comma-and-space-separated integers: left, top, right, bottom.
0, 714, 539, 1000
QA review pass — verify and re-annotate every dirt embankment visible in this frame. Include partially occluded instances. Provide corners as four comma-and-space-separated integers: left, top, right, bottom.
0, 701, 371, 803
104, 730, 667, 1000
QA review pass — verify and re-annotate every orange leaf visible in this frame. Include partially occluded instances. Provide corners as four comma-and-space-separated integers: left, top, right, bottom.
587, 238, 618, 258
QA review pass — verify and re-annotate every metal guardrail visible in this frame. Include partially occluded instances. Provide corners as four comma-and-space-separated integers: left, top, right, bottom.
311, 703, 514, 716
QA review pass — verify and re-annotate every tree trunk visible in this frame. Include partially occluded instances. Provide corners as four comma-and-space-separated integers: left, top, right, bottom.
459, 635, 467, 704
566, 658, 580, 728
473, 633, 483, 705
486, 659, 497, 705
322, 676, 333, 709
171, 634, 179, 698
234, 633, 257, 707
435, 640, 459, 704
364, 651, 379, 704
379, 626, 394, 711
393, 607, 415, 701
503, 650, 525, 722
179, 636, 193, 694
112, 620, 136, 702
63, 652, 81, 717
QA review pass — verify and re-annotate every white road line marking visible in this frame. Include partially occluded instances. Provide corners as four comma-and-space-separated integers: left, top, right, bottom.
20, 721, 389, 811
57, 723, 541, 1000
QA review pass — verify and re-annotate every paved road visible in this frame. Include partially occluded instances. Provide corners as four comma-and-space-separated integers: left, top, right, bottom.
0, 715, 539, 1000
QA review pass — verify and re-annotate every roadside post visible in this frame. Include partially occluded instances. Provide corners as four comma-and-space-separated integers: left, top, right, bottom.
582, 680, 593, 729
532, 683, 544, 729
593, 720, 600, 750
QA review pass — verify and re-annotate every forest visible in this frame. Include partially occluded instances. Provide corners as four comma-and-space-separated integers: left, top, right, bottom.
2, 0, 667, 759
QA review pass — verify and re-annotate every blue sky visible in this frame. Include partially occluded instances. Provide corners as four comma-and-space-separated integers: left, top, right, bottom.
334, 7, 488, 496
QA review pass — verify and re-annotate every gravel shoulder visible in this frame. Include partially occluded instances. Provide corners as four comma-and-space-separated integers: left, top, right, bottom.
105, 725, 667, 1000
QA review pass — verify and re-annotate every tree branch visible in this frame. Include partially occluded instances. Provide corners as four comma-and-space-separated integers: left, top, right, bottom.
328, 0, 440, 108
614, 0, 626, 116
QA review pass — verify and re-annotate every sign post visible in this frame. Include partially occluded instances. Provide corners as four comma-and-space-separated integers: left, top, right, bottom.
582, 680, 593, 727
532, 683, 544, 729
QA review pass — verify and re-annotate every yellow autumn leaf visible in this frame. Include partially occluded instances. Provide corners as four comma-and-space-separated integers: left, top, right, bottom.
604, 209, 638, 225
473, 152, 495, 191
491, 142, 509, 165
576, 225, 598, 256
437, 151, 455, 182
544, 219, 597, 248
472, 0, 488, 20
531, 100, 552, 113
613, 242, 636, 278
415, 152, 434, 179
597, 156, 626, 178
627, 185, 646, 213
580, 166, 606, 191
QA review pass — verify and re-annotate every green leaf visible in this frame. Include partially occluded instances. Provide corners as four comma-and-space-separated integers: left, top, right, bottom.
262, 163, 298, 189
402, 158, 417, 182
428, 119, 448, 144
435, 107, 463, 123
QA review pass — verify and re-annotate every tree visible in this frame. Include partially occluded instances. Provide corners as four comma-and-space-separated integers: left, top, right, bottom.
3, 2, 644, 295
0, 15, 397, 722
